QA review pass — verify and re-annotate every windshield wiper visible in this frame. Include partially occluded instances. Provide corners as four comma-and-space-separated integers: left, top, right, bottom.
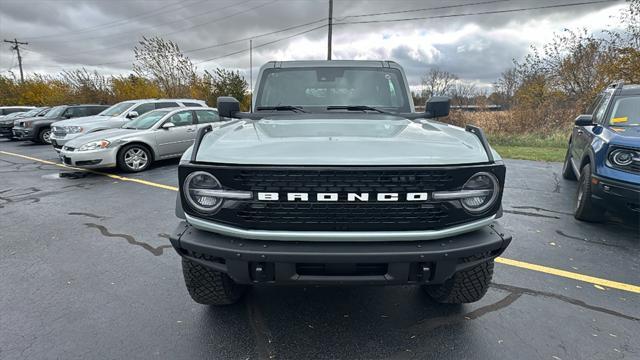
326, 105, 394, 115
256, 105, 307, 113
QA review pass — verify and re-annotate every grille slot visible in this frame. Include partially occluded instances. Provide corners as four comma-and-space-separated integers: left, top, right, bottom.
237, 202, 447, 230
233, 169, 454, 193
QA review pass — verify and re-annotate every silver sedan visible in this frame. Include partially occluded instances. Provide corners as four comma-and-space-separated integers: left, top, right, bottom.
58, 107, 226, 172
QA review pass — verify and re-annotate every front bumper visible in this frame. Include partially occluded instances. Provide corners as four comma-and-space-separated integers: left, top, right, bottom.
59, 147, 118, 168
0, 126, 14, 138
50, 133, 81, 152
592, 175, 640, 212
11, 127, 35, 140
170, 221, 512, 285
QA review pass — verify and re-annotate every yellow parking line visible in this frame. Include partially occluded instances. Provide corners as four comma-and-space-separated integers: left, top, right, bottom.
1, 149, 639, 294
496, 257, 640, 294
0, 150, 178, 192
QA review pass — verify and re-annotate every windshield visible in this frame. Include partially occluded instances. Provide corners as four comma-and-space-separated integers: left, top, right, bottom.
21, 109, 40, 117
609, 96, 640, 127
100, 101, 136, 117
122, 110, 170, 129
45, 106, 66, 118
255, 67, 411, 112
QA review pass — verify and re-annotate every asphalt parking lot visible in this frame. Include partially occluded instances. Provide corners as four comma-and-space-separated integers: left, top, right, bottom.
1, 139, 638, 360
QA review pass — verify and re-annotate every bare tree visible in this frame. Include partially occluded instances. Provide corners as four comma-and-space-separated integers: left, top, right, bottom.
133, 36, 196, 97
421, 67, 458, 99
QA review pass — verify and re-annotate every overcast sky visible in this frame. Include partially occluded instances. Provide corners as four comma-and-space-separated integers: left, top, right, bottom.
0, 0, 627, 89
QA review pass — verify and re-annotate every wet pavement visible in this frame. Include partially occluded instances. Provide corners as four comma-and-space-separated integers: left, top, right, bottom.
0, 139, 638, 360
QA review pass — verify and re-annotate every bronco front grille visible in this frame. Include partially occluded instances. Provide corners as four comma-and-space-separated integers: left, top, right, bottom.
232, 169, 454, 193
180, 165, 505, 232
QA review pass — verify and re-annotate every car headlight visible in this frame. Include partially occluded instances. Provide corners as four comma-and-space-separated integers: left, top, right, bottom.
460, 172, 500, 214
23, 121, 33, 128
77, 140, 110, 151
184, 171, 223, 213
66, 126, 84, 133
608, 148, 638, 168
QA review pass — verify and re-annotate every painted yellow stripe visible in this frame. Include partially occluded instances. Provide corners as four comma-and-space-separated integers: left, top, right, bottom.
0, 150, 178, 192
496, 257, 640, 294
2, 149, 640, 294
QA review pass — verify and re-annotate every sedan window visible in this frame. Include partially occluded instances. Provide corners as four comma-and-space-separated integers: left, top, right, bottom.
167, 111, 194, 126
195, 110, 219, 123
123, 110, 171, 129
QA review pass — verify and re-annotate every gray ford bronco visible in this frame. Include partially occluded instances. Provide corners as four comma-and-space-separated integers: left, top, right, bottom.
170, 60, 511, 306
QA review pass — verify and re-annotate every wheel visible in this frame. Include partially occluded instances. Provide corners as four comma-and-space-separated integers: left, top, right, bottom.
562, 147, 577, 180
36, 128, 52, 144
574, 164, 604, 222
182, 258, 247, 306
424, 258, 494, 304
117, 144, 152, 172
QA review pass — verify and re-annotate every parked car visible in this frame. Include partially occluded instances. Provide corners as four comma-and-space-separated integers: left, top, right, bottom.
50, 99, 206, 152
12, 104, 108, 144
0, 106, 35, 117
0, 107, 49, 139
59, 107, 222, 172
562, 81, 639, 221
170, 60, 511, 306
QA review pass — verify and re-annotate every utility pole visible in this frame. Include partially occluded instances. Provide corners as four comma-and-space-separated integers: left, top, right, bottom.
327, 0, 333, 60
249, 39, 253, 112
3, 38, 28, 83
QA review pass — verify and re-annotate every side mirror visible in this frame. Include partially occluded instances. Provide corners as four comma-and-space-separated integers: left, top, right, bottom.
217, 97, 240, 118
126, 111, 139, 119
574, 114, 594, 126
425, 96, 450, 118
161, 122, 175, 130
64, 113, 73, 119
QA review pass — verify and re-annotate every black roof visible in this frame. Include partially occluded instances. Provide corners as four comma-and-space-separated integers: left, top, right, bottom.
607, 82, 640, 96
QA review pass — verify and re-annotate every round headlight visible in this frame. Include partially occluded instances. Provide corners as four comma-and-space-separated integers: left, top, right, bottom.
184, 171, 223, 213
460, 172, 500, 214
610, 149, 635, 167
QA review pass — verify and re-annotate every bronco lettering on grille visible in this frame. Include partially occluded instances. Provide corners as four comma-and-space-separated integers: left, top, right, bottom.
257, 192, 429, 202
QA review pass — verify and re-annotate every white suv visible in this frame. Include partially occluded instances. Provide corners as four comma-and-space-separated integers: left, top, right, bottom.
50, 98, 207, 152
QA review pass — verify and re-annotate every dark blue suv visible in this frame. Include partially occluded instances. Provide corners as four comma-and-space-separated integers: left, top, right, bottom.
562, 81, 640, 222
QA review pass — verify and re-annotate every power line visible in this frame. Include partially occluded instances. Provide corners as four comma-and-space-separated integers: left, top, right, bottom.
334, 0, 620, 25
336, 0, 514, 20
74, 18, 327, 68
23, 0, 205, 41
40, 0, 260, 45
194, 23, 328, 65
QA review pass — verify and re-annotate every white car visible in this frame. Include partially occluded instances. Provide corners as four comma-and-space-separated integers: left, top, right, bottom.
50, 98, 206, 152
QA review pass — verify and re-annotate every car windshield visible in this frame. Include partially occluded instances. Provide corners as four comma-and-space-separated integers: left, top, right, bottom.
122, 110, 170, 129
45, 106, 66, 118
99, 101, 136, 117
21, 109, 40, 117
609, 96, 640, 126
255, 67, 411, 112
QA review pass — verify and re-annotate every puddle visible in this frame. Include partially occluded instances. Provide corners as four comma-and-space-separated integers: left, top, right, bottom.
41, 172, 91, 180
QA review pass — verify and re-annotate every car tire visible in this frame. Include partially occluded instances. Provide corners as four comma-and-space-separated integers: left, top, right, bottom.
424, 257, 494, 304
574, 163, 604, 222
36, 128, 52, 144
562, 147, 577, 180
117, 144, 152, 172
182, 258, 247, 306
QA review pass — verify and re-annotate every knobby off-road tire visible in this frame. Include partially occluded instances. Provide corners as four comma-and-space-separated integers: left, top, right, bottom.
562, 147, 577, 180
574, 163, 604, 222
424, 258, 494, 304
182, 258, 247, 306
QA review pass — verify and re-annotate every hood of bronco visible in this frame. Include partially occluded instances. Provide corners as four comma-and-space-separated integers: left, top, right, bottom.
192, 114, 500, 165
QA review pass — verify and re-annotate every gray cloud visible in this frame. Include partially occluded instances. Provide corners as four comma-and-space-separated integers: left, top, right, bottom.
0, 0, 625, 87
